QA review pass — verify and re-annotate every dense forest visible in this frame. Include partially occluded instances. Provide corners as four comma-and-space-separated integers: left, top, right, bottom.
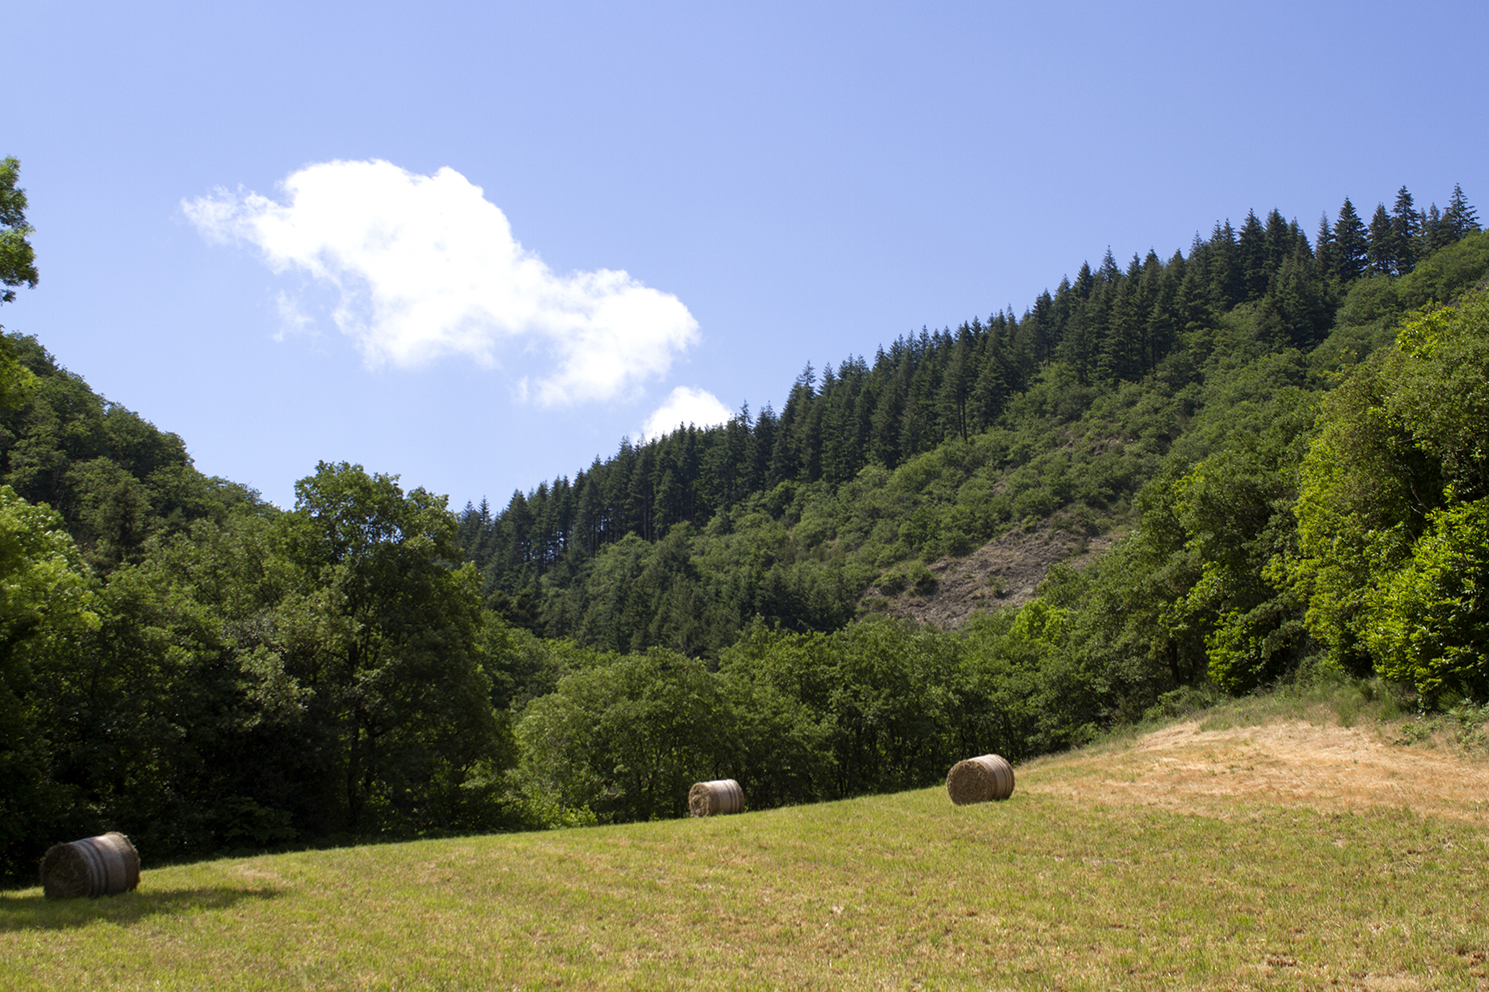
2, 153, 1487, 883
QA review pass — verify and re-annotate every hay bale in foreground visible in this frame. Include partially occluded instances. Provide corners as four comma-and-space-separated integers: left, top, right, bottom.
688, 779, 744, 817
40, 832, 140, 899
945, 754, 1015, 805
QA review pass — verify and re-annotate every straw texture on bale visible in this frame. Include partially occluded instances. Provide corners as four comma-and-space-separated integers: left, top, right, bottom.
40, 832, 140, 899
688, 778, 744, 817
945, 754, 1015, 805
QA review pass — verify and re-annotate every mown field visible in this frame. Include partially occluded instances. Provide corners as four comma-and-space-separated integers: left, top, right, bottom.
4, 700, 1489, 991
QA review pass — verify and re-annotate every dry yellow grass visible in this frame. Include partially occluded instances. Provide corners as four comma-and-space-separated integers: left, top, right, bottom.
1027, 712, 1489, 821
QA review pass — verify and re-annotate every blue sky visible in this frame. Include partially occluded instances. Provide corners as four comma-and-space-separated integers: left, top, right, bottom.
7, 1, 1486, 510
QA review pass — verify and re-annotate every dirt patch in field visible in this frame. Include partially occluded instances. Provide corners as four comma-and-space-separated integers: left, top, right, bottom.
1024, 717, 1489, 821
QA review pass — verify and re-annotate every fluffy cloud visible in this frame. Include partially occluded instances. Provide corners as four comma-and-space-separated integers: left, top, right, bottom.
640, 386, 735, 440
183, 159, 699, 405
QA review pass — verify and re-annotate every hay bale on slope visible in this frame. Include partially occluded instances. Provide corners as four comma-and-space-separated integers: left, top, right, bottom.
688, 779, 744, 817
40, 832, 140, 899
945, 754, 1015, 805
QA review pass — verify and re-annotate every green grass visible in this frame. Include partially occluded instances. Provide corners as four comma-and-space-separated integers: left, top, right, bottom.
5, 747, 1489, 991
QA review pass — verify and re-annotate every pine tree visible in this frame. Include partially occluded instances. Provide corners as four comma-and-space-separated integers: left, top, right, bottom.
1051, 276, 1075, 346
936, 324, 975, 442
1445, 183, 1481, 240
1238, 209, 1268, 301
1390, 186, 1419, 275
869, 356, 906, 468
1367, 203, 1394, 276
1073, 262, 1095, 299
748, 403, 775, 493
1207, 221, 1243, 307
574, 467, 602, 554
1314, 212, 1336, 282
1262, 209, 1294, 276
1026, 290, 1056, 364
1098, 248, 1121, 285
1143, 251, 1182, 372
1332, 198, 1368, 283
1427, 204, 1454, 253
1098, 270, 1143, 384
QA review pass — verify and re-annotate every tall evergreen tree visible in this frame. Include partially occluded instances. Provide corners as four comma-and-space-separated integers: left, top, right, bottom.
937, 324, 975, 442
1026, 290, 1056, 363
1314, 213, 1336, 283
1391, 186, 1419, 275
1367, 203, 1394, 276
1445, 183, 1481, 240
1262, 209, 1295, 276
1421, 203, 1450, 253
1332, 198, 1368, 283
1207, 221, 1243, 307
1238, 210, 1269, 301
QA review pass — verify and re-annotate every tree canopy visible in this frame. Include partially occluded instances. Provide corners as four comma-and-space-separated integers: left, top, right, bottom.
0, 157, 38, 409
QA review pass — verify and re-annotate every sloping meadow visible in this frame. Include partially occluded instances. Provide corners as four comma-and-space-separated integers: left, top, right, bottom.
5, 706, 1488, 991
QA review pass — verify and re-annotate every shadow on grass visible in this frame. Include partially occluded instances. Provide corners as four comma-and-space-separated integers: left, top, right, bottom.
0, 886, 281, 931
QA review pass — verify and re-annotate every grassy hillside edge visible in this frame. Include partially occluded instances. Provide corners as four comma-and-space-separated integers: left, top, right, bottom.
5, 685, 1488, 991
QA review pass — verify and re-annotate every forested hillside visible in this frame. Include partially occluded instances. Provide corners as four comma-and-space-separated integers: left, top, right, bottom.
2, 162, 1486, 884
460, 186, 1488, 657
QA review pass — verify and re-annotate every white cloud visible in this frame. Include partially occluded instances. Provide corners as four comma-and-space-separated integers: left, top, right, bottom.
183, 159, 699, 405
640, 386, 735, 440
272, 292, 314, 341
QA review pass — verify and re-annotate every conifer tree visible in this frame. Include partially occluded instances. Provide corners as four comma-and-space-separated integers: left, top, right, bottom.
1262, 209, 1294, 276
1391, 186, 1419, 275
1051, 276, 1075, 343
1238, 210, 1269, 301
1420, 204, 1449, 253
1332, 198, 1368, 283
1143, 251, 1181, 371
1073, 262, 1095, 299
937, 324, 974, 442
1445, 183, 1481, 240
1026, 290, 1056, 363
1098, 270, 1143, 384
1367, 203, 1394, 276
750, 403, 777, 490
1098, 248, 1121, 284
1314, 213, 1336, 282
1207, 221, 1243, 307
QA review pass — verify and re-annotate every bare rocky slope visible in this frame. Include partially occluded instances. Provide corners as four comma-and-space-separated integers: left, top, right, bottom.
863, 524, 1116, 629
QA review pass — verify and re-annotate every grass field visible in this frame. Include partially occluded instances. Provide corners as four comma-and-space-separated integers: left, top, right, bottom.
5, 698, 1489, 990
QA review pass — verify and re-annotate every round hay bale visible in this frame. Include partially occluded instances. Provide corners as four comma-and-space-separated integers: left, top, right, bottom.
688, 778, 744, 817
40, 832, 140, 899
945, 754, 1015, 805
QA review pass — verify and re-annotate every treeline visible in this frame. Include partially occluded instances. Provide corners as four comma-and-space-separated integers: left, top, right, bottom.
462, 185, 1483, 654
